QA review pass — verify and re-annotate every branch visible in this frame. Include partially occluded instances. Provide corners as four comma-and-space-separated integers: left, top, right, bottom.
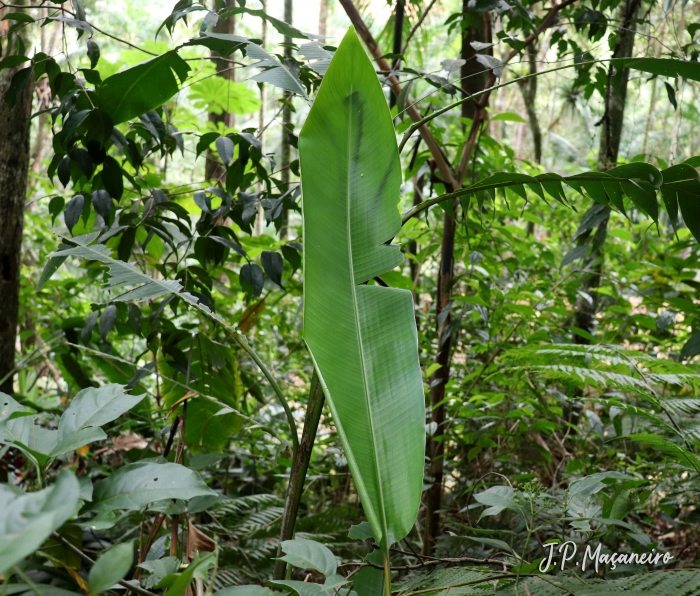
400, 0, 437, 57
397, 572, 527, 596
399, 57, 602, 154
398, 0, 579, 155
338, 0, 460, 190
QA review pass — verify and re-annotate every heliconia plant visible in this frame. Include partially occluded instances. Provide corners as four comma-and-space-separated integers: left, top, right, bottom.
299, 26, 425, 589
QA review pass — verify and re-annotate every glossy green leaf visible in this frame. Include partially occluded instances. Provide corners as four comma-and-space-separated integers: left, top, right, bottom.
299, 27, 424, 552
97, 51, 190, 124
681, 332, 700, 359
0, 385, 146, 459
90, 462, 216, 511
277, 539, 336, 576
348, 521, 374, 541
157, 553, 215, 596
617, 57, 700, 83
56, 384, 146, 448
88, 542, 133, 593
0, 469, 80, 574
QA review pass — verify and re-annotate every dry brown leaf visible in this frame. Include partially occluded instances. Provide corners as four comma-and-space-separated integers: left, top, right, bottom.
186, 520, 216, 561
238, 298, 265, 333
95, 433, 152, 455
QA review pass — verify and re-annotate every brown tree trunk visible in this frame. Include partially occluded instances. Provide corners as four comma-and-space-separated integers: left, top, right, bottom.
569, 0, 640, 427
409, 173, 425, 311
318, 0, 329, 36
279, 0, 293, 239
423, 7, 490, 556
574, 0, 640, 343
518, 43, 542, 165
0, 66, 33, 395
597, 0, 640, 171
205, 1, 236, 182
388, 0, 405, 109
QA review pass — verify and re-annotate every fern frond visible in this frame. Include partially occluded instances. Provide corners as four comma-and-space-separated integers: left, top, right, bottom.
396, 568, 700, 595
663, 398, 700, 415
627, 433, 700, 473
529, 365, 651, 391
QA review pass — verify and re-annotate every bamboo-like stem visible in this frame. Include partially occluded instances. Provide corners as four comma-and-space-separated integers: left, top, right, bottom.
272, 370, 325, 580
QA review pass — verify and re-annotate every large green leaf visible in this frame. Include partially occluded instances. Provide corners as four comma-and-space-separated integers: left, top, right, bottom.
299, 27, 424, 552
88, 542, 133, 593
0, 385, 145, 460
277, 539, 336, 577
90, 462, 216, 511
617, 57, 700, 82
97, 51, 190, 124
59, 383, 143, 430
0, 469, 80, 574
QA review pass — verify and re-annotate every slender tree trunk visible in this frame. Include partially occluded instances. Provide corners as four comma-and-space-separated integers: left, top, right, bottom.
641, 77, 657, 159
389, 0, 404, 108
518, 43, 542, 165
273, 372, 325, 580
0, 66, 33, 394
597, 0, 640, 172
459, 3, 490, 123
205, 1, 236, 182
409, 173, 424, 311
571, 0, 640, 360
255, 0, 268, 237
518, 43, 541, 235
423, 7, 490, 556
318, 0, 329, 37
279, 0, 293, 239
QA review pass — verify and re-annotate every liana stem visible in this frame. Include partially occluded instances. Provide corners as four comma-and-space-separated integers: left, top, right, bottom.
273, 370, 325, 580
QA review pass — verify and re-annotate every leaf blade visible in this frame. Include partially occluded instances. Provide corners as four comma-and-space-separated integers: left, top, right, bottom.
299, 27, 424, 552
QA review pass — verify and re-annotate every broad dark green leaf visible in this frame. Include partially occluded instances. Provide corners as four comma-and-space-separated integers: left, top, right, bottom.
81, 310, 99, 342
97, 51, 190, 124
87, 40, 100, 68
90, 462, 216, 511
102, 156, 124, 201
99, 305, 117, 339
0, 469, 80, 574
261, 251, 283, 287
92, 189, 112, 220
681, 333, 700, 359
88, 542, 133, 593
277, 539, 336, 577
216, 136, 234, 165
617, 57, 700, 83
240, 263, 264, 297
64, 194, 84, 234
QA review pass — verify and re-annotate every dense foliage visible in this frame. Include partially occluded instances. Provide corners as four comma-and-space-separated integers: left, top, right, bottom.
3, 0, 700, 594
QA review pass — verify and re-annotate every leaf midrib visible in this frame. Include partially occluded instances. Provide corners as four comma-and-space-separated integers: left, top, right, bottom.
345, 86, 389, 547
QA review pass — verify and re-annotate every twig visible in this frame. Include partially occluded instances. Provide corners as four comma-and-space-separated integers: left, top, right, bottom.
338, 0, 459, 190
397, 0, 580, 153
397, 572, 527, 596
400, 0, 437, 57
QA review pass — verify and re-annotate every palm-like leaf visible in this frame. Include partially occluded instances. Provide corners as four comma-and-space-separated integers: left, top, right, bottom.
299, 27, 424, 553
